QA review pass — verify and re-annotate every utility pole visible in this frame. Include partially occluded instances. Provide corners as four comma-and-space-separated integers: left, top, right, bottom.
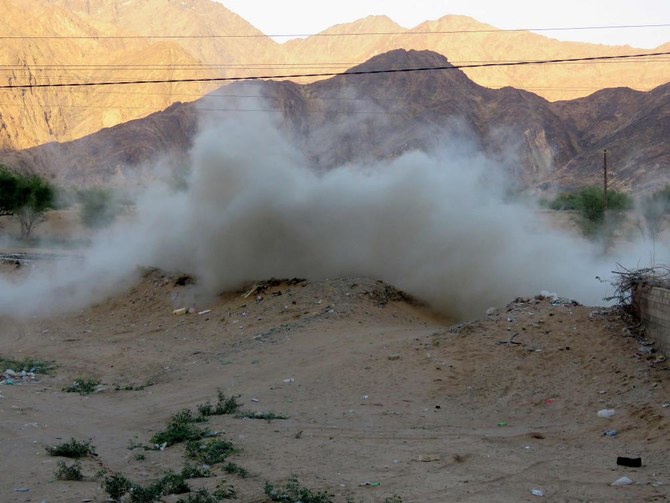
603, 149, 607, 211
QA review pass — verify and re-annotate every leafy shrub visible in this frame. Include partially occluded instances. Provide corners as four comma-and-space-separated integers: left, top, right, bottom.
46, 438, 96, 458
55, 460, 83, 481
197, 390, 241, 418
223, 461, 249, 478
264, 475, 334, 503
181, 463, 213, 479
185, 438, 237, 465
155, 471, 190, 495
63, 377, 101, 395
102, 473, 133, 501
150, 409, 209, 447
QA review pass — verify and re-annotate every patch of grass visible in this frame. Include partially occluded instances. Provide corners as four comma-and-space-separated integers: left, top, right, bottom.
150, 409, 210, 447
0, 355, 54, 374
185, 438, 237, 465
264, 475, 333, 503
134, 453, 146, 461
235, 411, 288, 421
46, 438, 96, 458
54, 460, 83, 481
63, 377, 101, 395
222, 461, 249, 478
383, 496, 404, 503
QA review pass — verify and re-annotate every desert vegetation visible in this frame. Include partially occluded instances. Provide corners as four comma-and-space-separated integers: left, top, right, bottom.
0, 164, 55, 237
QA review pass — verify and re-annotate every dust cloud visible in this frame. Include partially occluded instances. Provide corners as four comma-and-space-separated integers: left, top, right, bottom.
0, 109, 665, 319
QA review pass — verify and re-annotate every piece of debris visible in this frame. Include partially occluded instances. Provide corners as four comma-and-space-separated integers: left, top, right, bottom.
388, 354, 400, 361
603, 430, 618, 437
198, 309, 211, 315
597, 409, 616, 418
617, 457, 642, 467
611, 476, 634, 486
282, 378, 294, 384
530, 488, 545, 497
172, 307, 187, 316
359, 481, 381, 487
411, 454, 440, 462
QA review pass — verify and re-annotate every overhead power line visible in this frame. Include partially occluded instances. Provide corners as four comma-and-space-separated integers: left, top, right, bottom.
0, 51, 668, 90
0, 23, 668, 39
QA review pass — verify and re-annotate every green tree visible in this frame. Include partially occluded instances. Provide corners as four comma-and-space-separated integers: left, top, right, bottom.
78, 187, 122, 229
0, 164, 55, 237
549, 186, 632, 237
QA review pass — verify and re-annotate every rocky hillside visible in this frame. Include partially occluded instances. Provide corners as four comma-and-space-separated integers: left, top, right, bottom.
0, 0, 667, 151
2, 50, 667, 194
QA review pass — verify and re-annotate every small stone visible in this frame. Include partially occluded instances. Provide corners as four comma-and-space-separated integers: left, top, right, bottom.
612, 476, 633, 486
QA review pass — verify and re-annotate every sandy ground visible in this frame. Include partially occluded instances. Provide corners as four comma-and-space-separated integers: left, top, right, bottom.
1, 263, 669, 503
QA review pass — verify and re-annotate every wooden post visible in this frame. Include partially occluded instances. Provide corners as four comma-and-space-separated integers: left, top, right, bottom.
603, 149, 607, 211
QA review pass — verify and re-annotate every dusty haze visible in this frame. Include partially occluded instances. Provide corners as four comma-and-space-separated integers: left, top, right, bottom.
0, 104, 665, 318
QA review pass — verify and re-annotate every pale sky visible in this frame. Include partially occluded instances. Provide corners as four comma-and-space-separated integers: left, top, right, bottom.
218, 0, 670, 48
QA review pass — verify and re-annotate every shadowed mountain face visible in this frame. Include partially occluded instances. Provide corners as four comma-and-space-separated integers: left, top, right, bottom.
0, 0, 668, 152
1, 49, 667, 194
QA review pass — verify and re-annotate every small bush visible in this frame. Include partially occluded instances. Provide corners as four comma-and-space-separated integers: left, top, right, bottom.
214, 390, 242, 415
150, 409, 209, 447
127, 483, 163, 503
63, 377, 101, 395
213, 481, 237, 500
176, 488, 220, 503
55, 460, 83, 481
181, 463, 213, 479
223, 462, 249, 478
264, 475, 333, 503
156, 471, 190, 495
185, 438, 237, 465
102, 473, 133, 501
78, 187, 123, 229
46, 438, 96, 458
197, 390, 242, 419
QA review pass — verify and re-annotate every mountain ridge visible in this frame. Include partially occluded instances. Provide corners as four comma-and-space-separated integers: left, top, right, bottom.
2, 49, 666, 195
0, 0, 668, 152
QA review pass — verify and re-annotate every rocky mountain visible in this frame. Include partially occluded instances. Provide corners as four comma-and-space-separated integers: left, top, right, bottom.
283, 15, 669, 101
548, 82, 670, 193
2, 50, 667, 194
0, 0, 668, 152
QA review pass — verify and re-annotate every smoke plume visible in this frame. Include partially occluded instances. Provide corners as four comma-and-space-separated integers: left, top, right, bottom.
0, 107, 665, 319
